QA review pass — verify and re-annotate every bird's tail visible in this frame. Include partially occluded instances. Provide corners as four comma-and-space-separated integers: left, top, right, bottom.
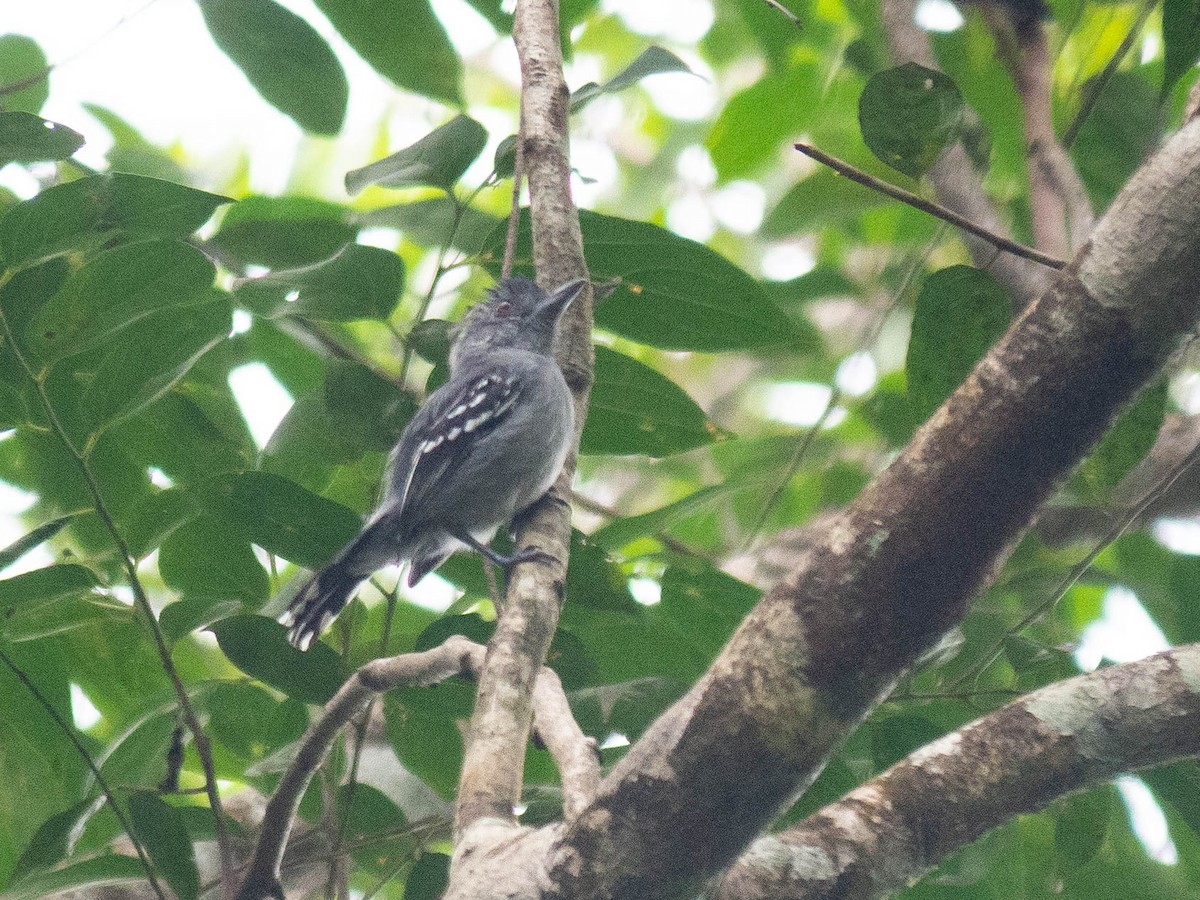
282, 548, 372, 651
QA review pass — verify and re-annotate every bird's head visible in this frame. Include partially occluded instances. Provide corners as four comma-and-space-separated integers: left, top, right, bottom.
450, 276, 586, 366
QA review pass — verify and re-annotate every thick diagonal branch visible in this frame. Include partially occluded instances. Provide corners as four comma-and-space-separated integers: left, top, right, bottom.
542, 115, 1200, 900
717, 644, 1200, 899
453, 0, 594, 840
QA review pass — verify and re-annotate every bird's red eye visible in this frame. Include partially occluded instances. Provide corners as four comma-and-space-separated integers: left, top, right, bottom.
495, 301, 513, 317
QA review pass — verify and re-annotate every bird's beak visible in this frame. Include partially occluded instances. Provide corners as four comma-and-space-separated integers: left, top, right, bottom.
538, 278, 587, 317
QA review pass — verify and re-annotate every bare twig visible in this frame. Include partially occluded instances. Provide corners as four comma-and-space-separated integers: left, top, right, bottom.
0, 303, 235, 900
761, 0, 803, 28
794, 142, 1067, 269
236, 637, 481, 900
0, 646, 167, 900
502, 114, 526, 279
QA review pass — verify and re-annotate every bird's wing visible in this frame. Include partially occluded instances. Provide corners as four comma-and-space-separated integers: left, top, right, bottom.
379, 367, 524, 529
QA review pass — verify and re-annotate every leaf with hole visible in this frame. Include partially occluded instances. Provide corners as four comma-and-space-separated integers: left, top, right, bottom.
858, 63, 965, 178
235, 244, 404, 321
0, 112, 84, 165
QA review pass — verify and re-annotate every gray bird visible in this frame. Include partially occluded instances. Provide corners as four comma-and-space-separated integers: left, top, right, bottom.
283, 276, 585, 649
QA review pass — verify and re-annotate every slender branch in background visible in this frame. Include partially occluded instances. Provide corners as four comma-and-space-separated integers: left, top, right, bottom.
953, 412, 1200, 690
503, 114, 526, 279
0, 647, 167, 900
760, 0, 804, 29
1062, 0, 1157, 149
569, 490, 712, 560
0, 310, 236, 900
742, 224, 944, 551
983, 5, 1093, 257
794, 143, 1067, 269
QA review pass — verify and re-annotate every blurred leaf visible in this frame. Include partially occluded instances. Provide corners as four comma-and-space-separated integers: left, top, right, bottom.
570, 45, 695, 113
201, 471, 362, 568
323, 359, 416, 452
0, 112, 84, 165
236, 243, 404, 321
1077, 383, 1165, 499
407, 319, 454, 365
405, 852, 450, 900
211, 615, 344, 703
82, 104, 188, 182
764, 168, 890, 237
583, 346, 722, 456
1144, 761, 1200, 837
658, 562, 760, 661
0, 854, 147, 900
9, 801, 90, 884
129, 792, 199, 900
384, 678, 473, 798
463, 0, 512, 31
1071, 71, 1162, 212
199, 0, 347, 135
345, 115, 487, 194
82, 293, 231, 432
1054, 787, 1112, 871
160, 597, 243, 641
158, 515, 270, 607
859, 63, 965, 178
0, 36, 49, 115
28, 239, 216, 361
122, 487, 197, 560
208, 680, 308, 758
1163, 0, 1200, 99
211, 196, 356, 269
0, 514, 77, 570
591, 484, 729, 550
487, 210, 796, 351
0, 564, 98, 611
338, 782, 406, 840
313, 0, 462, 104
356, 196, 502, 252
906, 266, 1011, 421
707, 63, 818, 181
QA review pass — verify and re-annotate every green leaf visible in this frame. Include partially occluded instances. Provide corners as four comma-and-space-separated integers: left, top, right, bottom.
356, 196, 502, 252
211, 196, 356, 269
0, 564, 98, 611
590, 484, 730, 550
338, 783, 407, 840
0, 112, 84, 165
404, 853, 450, 899
486, 210, 796, 351
211, 615, 344, 703
706, 63, 818, 181
159, 597, 243, 641
313, 0, 462, 104
208, 680, 308, 758
199, 0, 347, 135
764, 168, 890, 237
235, 244, 404, 321
0, 173, 229, 269
0, 514, 77, 570
323, 359, 417, 452
383, 680, 473, 798
1054, 786, 1112, 871
570, 45, 695, 114
0, 854, 146, 900
28, 239, 216, 361
83, 293, 231, 432
583, 346, 723, 457
201, 471, 362, 568
0, 35, 49, 115
128, 793, 199, 900
906, 266, 1011, 420
9, 801, 90, 884
407, 319, 454, 365
858, 63, 965, 178
158, 515, 270, 607
1163, 0, 1200, 99
1078, 383, 1166, 498
345, 115, 488, 194
1070, 71, 1162, 212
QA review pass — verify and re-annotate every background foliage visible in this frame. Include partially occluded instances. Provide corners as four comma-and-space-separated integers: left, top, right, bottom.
1, 0, 1199, 897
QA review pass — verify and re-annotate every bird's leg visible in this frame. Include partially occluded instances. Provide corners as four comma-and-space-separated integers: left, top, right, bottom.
454, 532, 556, 571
